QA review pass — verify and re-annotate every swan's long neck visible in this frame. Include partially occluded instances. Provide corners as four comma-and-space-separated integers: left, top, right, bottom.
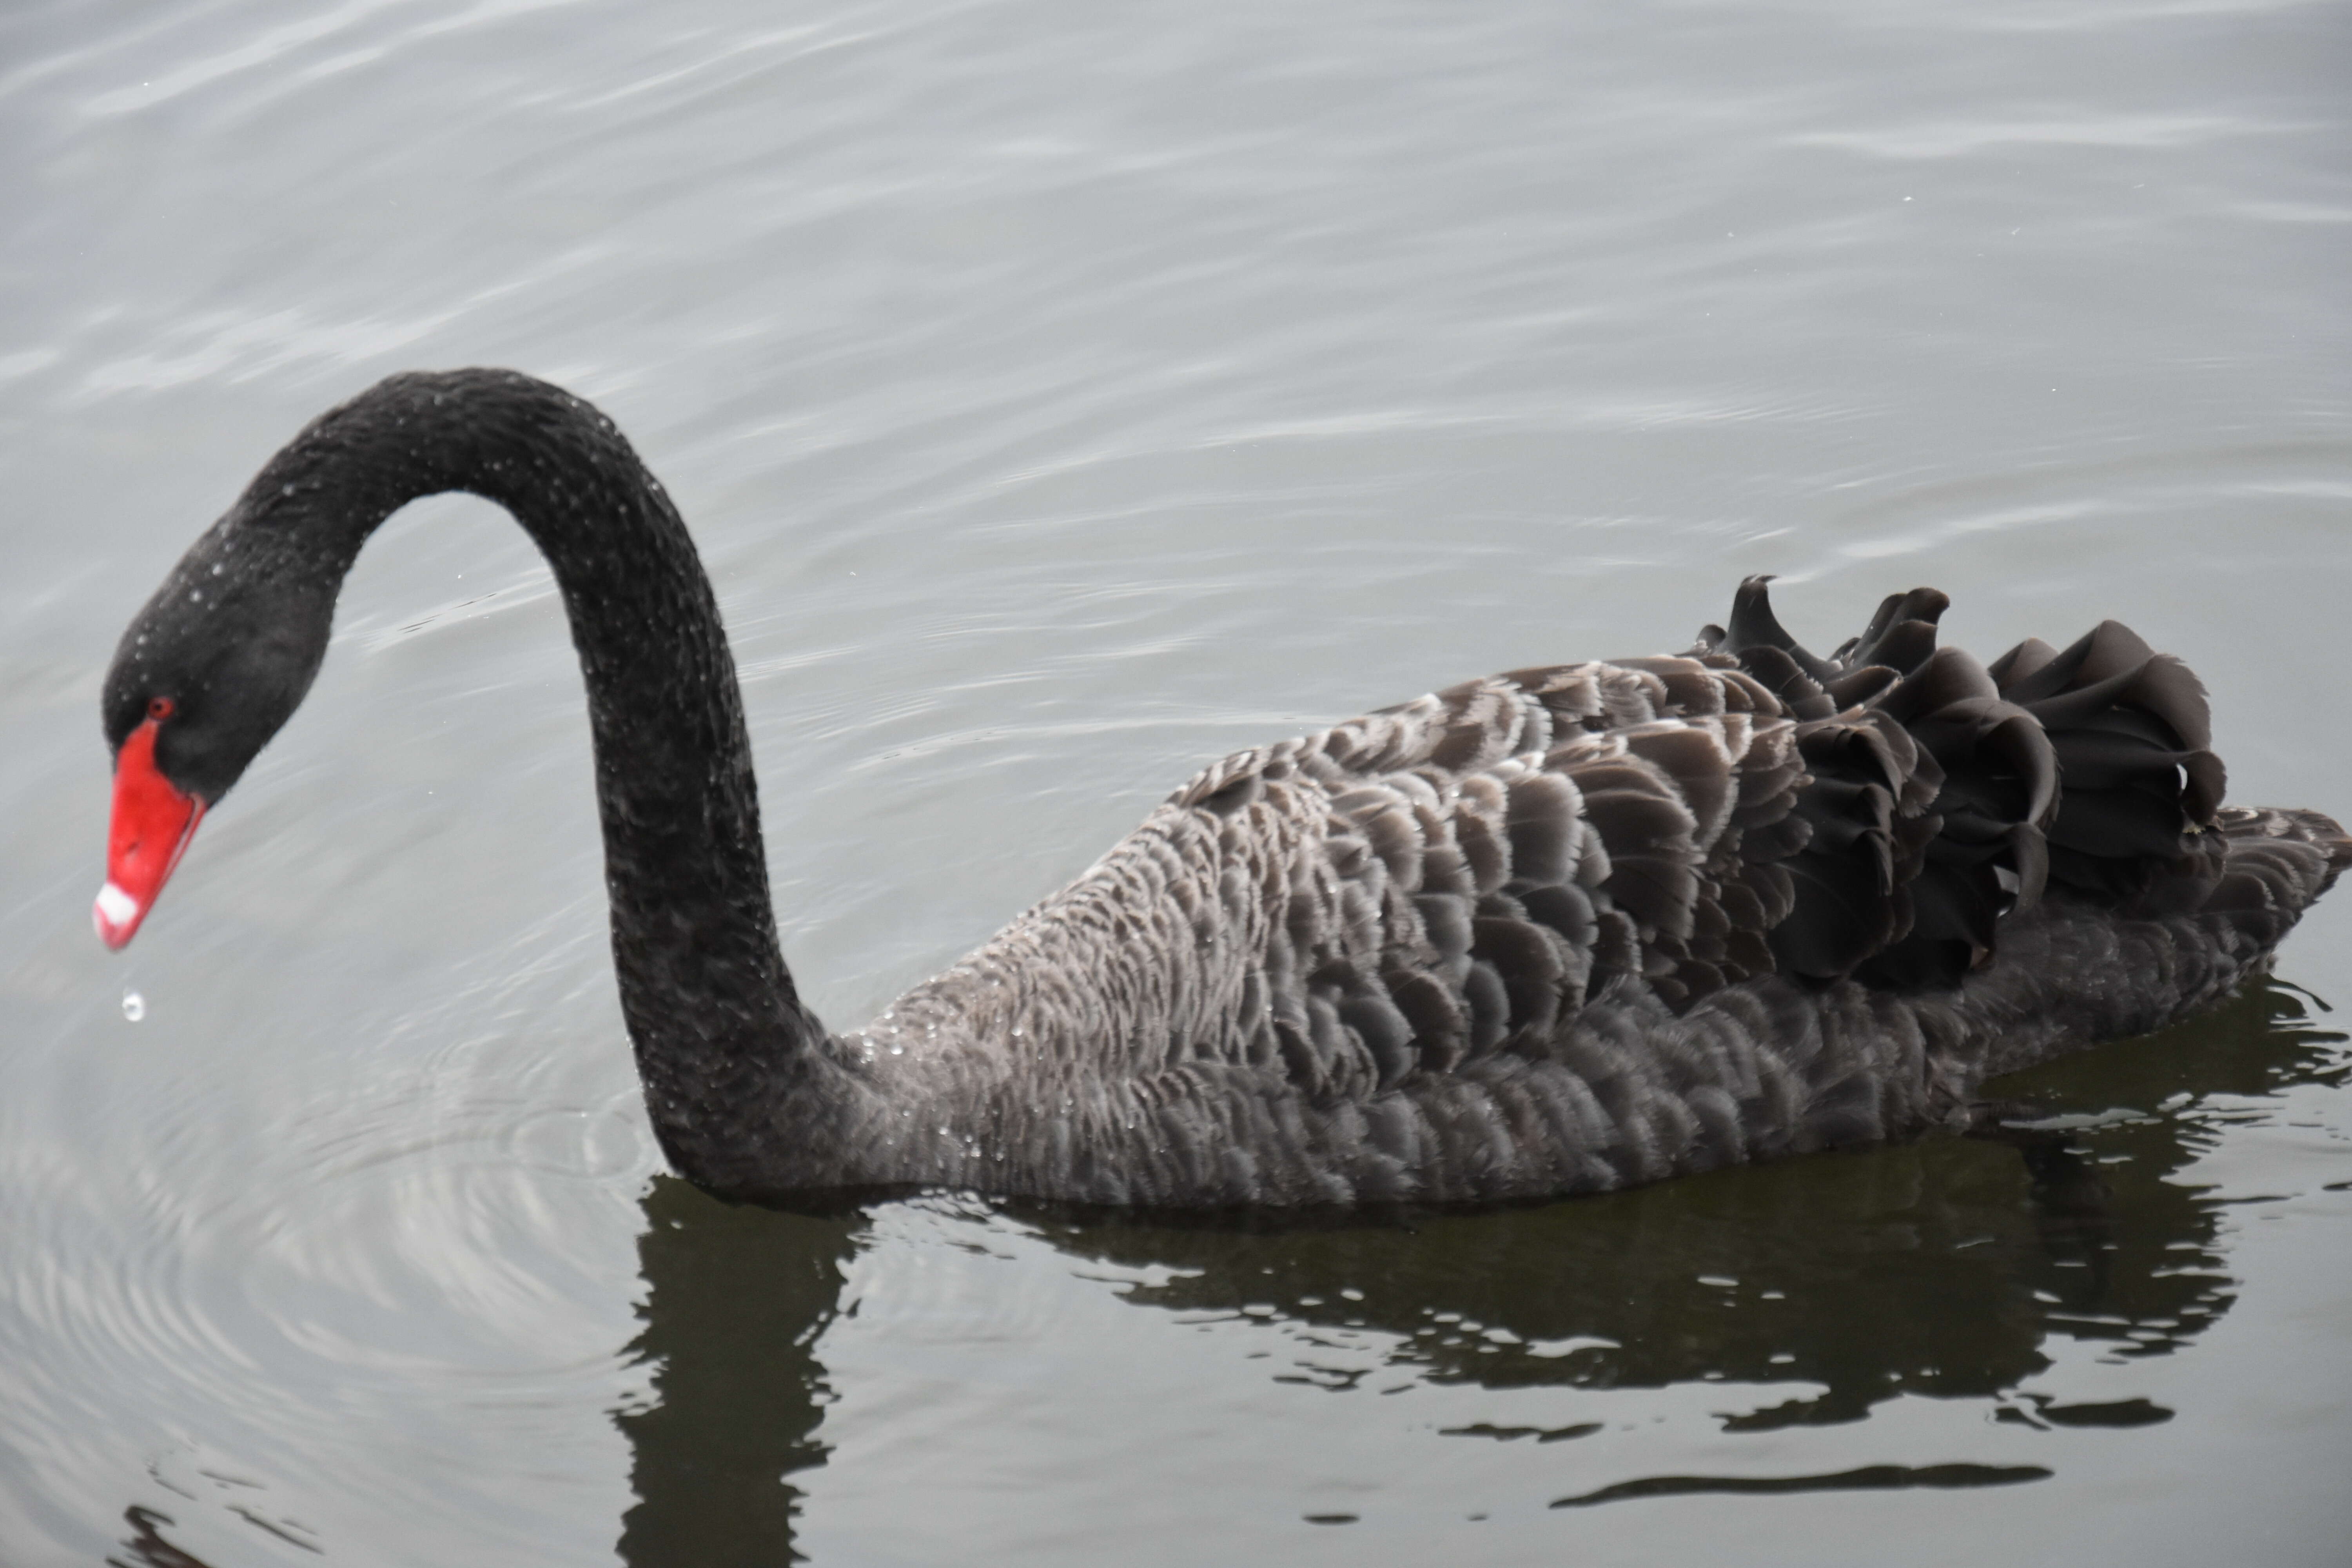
234, 370, 826, 1190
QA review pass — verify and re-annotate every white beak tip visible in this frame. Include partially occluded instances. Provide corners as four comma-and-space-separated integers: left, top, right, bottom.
94, 882, 142, 948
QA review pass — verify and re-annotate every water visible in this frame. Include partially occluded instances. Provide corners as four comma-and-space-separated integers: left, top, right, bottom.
2, 1, 2348, 1563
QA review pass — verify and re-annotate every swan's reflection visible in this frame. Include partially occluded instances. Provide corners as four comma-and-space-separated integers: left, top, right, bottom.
614, 1194, 859, 1565
608, 978, 2343, 1563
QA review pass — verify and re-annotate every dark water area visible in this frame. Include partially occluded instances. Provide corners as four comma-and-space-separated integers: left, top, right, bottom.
3, 1, 2348, 1564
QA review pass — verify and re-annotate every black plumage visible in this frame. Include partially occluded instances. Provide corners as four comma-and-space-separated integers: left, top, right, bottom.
100, 372, 2351, 1209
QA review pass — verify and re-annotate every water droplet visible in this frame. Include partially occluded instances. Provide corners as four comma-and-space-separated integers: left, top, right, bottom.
121, 991, 145, 1022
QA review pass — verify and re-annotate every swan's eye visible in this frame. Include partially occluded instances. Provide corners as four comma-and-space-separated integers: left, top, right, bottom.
146, 696, 175, 721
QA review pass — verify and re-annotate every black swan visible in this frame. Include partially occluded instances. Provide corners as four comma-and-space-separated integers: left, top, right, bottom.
95, 369, 2349, 1208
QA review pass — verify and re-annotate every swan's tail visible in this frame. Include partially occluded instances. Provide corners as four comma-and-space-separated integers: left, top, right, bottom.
2203, 805, 2352, 951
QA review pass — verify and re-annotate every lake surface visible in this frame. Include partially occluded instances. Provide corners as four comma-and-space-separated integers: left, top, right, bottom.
3, 1, 2349, 1563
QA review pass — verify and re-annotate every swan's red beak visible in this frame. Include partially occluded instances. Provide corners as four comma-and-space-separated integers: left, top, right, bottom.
94, 719, 205, 951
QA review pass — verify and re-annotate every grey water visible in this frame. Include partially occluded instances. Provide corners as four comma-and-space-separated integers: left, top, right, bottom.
2, 1, 2349, 1563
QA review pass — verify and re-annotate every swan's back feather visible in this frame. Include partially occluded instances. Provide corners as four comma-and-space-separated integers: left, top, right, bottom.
782, 583, 2347, 1208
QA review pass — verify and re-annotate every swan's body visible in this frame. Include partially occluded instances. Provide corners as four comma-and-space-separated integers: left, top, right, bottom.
98, 370, 2348, 1208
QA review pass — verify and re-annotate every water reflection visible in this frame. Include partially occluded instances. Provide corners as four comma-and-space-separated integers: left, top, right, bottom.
607, 978, 2343, 1561
615, 1197, 859, 1567
109, 1505, 222, 1568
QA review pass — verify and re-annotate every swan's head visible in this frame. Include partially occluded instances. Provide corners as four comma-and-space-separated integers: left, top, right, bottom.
95, 517, 338, 949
